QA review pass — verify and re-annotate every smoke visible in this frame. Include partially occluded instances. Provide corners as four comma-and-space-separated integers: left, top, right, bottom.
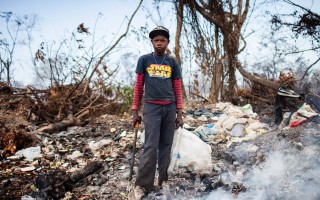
205, 130, 320, 200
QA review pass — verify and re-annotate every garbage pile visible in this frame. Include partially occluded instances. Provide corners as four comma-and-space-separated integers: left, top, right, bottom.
181, 102, 320, 199
0, 100, 319, 199
185, 102, 270, 145
205, 116, 320, 199
1, 114, 139, 199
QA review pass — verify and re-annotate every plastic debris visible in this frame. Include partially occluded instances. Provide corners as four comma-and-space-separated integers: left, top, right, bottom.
230, 124, 246, 137
289, 103, 318, 127
67, 150, 83, 159
168, 128, 212, 174
21, 195, 35, 200
88, 139, 112, 151
20, 165, 36, 172
15, 146, 41, 161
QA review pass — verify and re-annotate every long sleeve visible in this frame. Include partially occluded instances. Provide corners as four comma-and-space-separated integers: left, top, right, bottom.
132, 73, 144, 110
173, 78, 183, 109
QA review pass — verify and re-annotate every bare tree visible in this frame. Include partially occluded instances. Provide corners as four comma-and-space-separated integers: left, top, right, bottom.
176, 0, 284, 98
82, 0, 143, 93
0, 12, 38, 86
271, 0, 320, 81
155, 0, 320, 102
0, 12, 20, 85
183, 0, 251, 100
34, 0, 143, 91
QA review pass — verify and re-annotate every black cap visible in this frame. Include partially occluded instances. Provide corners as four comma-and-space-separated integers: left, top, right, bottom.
149, 26, 170, 40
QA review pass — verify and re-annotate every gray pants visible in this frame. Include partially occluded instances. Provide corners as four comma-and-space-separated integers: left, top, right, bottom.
135, 102, 176, 190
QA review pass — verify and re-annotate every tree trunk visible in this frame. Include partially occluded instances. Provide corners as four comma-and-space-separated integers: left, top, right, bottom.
174, 0, 187, 100
6, 62, 10, 86
182, 0, 281, 97
210, 26, 221, 102
223, 30, 240, 101
220, 59, 225, 100
183, 0, 251, 101
236, 61, 279, 90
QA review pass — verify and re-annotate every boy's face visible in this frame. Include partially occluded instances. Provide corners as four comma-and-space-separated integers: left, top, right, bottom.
151, 35, 169, 55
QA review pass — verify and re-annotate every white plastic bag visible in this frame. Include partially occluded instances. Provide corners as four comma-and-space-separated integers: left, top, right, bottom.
15, 146, 41, 161
168, 128, 212, 175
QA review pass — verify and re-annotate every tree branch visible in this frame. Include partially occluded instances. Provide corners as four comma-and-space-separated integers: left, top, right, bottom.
300, 57, 320, 81
236, 61, 279, 90
191, 1, 225, 30
283, 0, 320, 17
238, 33, 247, 53
190, 91, 211, 102
83, 0, 143, 92
240, 0, 250, 26
285, 46, 320, 55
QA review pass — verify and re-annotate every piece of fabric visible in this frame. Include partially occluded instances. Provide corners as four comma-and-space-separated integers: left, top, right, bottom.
289, 103, 318, 127
135, 102, 176, 190
172, 78, 183, 109
132, 73, 144, 110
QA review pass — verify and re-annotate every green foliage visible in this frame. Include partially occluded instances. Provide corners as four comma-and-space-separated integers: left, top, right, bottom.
122, 85, 134, 106
119, 85, 134, 113
109, 84, 134, 115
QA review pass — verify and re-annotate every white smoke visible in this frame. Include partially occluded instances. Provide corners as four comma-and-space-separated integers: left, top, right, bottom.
205, 136, 320, 199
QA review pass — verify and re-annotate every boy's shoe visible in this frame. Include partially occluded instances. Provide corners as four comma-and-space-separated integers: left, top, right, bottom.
157, 181, 171, 197
277, 87, 300, 98
128, 186, 145, 200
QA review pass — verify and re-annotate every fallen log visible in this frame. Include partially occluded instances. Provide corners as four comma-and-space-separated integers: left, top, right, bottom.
34, 161, 104, 199
236, 61, 279, 90
69, 160, 103, 183
243, 93, 271, 104
37, 115, 87, 134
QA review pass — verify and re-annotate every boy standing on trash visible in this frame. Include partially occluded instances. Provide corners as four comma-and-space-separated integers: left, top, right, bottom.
129, 26, 184, 199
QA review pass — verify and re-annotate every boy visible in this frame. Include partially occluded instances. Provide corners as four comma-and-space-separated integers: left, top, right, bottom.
129, 26, 183, 199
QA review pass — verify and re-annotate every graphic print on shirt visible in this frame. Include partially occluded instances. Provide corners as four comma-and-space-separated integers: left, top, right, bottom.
146, 64, 172, 78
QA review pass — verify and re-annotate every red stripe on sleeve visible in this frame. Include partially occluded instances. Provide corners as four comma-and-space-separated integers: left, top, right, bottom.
132, 73, 144, 110
173, 78, 183, 109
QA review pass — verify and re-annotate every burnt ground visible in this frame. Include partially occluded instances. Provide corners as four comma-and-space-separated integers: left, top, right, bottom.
1, 94, 320, 199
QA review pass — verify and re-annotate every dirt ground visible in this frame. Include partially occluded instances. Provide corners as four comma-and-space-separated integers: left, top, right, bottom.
1, 86, 320, 200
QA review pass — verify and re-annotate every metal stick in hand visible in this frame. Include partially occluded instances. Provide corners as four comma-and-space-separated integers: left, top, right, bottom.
129, 119, 140, 181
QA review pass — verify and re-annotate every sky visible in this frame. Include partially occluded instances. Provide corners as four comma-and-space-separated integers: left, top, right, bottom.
1, 0, 320, 87
1, 0, 169, 86
1, 1, 154, 43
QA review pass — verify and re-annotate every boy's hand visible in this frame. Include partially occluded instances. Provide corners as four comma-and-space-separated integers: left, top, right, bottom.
175, 109, 183, 129
132, 110, 141, 127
